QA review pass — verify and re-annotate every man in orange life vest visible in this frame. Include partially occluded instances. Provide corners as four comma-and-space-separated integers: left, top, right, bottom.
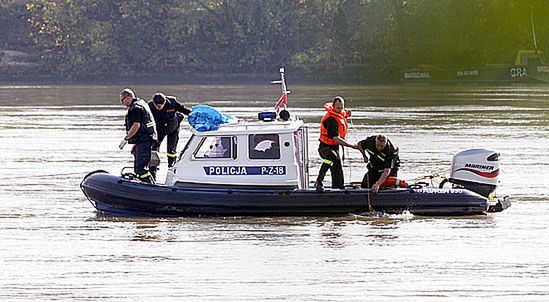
358, 135, 408, 193
315, 96, 359, 192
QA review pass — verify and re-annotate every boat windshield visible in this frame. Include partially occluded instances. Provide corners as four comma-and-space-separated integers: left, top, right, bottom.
195, 136, 236, 159
179, 134, 195, 158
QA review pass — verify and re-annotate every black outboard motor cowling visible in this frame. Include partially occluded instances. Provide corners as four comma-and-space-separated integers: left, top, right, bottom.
448, 149, 499, 197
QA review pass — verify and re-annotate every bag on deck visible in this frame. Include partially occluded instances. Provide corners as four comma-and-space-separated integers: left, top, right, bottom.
188, 105, 234, 132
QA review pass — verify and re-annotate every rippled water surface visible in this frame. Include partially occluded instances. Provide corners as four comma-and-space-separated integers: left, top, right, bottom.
1, 83, 549, 301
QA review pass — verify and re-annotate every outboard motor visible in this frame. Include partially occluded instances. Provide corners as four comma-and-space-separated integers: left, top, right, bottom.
445, 149, 499, 197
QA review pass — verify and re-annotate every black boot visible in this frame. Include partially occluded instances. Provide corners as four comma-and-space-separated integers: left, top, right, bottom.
138, 172, 155, 184
149, 166, 158, 181
139, 175, 155, 184
315, 163, 330, 192
168, 156, 176, 168
314, 180, 325, 192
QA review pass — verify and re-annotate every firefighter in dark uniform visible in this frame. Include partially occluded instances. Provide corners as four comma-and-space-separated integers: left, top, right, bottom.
315, 96, 358, 192
147, 92, 191, 179
358, 135, 408, 193
118, 88, 157, 184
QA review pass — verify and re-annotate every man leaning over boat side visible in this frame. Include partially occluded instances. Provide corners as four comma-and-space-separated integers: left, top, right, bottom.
357, 135, 408, 193
147, 92, 191, 180
118, 88, 158, 184
315, 96, 359, 192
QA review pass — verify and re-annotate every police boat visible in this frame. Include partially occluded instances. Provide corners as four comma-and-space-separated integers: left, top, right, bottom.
81, 127, 509, 216
81, 71, 510, 217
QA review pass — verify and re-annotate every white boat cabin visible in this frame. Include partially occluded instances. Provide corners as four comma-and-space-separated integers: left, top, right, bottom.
165, 118, 310, 189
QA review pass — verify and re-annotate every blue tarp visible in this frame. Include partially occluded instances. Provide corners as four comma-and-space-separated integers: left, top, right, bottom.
188, 105, 234, 131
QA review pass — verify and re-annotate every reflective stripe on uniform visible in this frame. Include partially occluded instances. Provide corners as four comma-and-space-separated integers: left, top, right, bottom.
167, 153, 177, 158
146, 121, 155, 127
323, 159, 333, 166
137, 172, 151, 179
377, 155, 385, 161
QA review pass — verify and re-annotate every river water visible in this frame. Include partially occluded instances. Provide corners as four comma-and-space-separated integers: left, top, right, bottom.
0, 83, 548, 301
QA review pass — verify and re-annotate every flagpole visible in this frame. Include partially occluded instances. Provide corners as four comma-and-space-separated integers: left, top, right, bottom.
272, 67, 291, 113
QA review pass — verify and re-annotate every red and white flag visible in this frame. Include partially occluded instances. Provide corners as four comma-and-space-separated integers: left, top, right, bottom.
275, 93, 287, 113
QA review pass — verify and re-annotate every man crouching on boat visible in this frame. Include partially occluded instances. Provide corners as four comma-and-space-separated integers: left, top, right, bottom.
315, 96, 359, 192
357, 135, 408, 193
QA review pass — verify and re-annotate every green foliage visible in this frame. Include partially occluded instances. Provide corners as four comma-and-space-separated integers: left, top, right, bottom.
398, 0, 549, 68
0, 1, 32, 49
2, 0, 549, 80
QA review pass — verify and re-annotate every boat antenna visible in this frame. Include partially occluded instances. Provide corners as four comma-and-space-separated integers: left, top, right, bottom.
531, 4, 538, 50
271, 67, 291, 116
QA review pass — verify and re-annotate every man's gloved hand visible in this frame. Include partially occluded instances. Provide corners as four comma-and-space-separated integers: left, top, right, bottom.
345, 110, 352, 117
119, 138, 128, 150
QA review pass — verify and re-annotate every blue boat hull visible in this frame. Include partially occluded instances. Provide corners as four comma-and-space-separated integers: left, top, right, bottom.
80, 172, 490, 217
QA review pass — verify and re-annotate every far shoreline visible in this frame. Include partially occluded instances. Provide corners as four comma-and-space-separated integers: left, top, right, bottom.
0, 67, 394, 86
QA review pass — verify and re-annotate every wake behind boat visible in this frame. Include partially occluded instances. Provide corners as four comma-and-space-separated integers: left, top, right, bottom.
81, 69, 510, 217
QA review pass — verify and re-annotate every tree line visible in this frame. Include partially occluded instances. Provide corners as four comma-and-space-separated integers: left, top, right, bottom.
1, 0, 548, 82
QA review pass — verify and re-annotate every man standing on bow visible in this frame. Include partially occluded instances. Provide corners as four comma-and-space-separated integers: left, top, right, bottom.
118, 88, 157, 184
315, 96, 358, 192
147, 92, 191, 179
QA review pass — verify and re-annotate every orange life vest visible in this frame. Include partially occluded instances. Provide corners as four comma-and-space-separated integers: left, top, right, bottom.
319, 102, 348, 146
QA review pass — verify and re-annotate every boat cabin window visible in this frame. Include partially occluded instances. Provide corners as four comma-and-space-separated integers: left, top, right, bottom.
194, 136, 236, 159
248, 134, 280, 160
179, 134, 194, 158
